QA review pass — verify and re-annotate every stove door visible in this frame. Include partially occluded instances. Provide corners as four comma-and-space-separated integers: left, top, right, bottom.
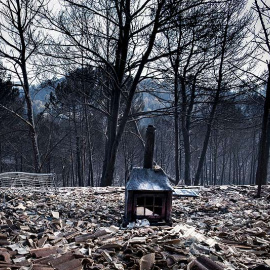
134, 193, 166, 221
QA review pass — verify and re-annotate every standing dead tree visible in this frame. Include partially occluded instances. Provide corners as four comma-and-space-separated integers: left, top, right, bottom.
194, 0, 251, 185
0, 0, 47, 172
254, 0, 270, 197
162, 2, 219, 185
45, 0, 211, 186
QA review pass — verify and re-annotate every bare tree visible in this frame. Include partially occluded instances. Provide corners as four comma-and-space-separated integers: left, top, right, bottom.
162, 2, 218, 185
0, 0, 47, 172
254, 0, 270, 197
44, 0, 211, 186
194, 0, 251, 185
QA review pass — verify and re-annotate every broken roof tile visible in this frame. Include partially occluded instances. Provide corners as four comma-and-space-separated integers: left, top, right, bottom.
0, 185, 269, 269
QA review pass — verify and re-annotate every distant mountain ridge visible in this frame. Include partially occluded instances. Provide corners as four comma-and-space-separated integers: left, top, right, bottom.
29, 78, 172, 114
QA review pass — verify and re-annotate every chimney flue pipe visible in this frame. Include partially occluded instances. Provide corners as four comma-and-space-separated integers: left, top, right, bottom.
143, 125, 156, 169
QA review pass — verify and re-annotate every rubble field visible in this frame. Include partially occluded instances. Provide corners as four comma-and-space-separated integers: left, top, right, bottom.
0, 185, 269, 270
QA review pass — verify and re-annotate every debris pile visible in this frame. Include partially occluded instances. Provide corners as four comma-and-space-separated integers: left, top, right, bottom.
0, 185, 269, 269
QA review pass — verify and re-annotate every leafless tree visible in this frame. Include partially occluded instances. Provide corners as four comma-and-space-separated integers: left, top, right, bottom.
254, 0, 270, 197
44, 0, 213, 186
161, 2, 219, 185
194, 0, 252, 185
0, 0, 47, 172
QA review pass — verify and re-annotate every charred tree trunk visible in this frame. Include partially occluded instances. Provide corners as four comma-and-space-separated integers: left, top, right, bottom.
21, 63, 41, 172
101, 86, 121, 186
220, 138, 227, 185
203, 158, 207, 186
18, 7, 40, 172
69, 110, 75, 187
85, 104, 94, 187
213, 130, 218, 185
228, 152, 232, 184
100, 0, 131, 187
250, 130, 257, 185
255, 0, 270, 197
174, 77, 180, 184
0, 141, 2, 173
172, 40, 181, 184
100, 0, 164, 186
73, 105, 83, 187
87, 135, 94, 187
180, 77, 191, 186
256, 65, 270, 197
179, 34, 196, 186
76, 136, 83, 187
182, 121, 191, 185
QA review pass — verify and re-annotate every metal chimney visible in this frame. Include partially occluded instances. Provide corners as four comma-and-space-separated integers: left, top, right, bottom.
143, 125, 156, 169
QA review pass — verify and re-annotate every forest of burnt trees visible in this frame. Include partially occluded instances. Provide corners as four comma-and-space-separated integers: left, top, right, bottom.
0, 0, 270, 192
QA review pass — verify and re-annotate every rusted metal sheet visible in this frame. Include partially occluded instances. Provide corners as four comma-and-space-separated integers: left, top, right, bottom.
48, 252, 75, 268
32, 255, 55, 265
0, 249, 11, 263
0, 234, 10, 246
30, 246, 61, 258
32, 265, 54, 270
53, 258, 82, 270
75, 229, 108, 243
188, 256, 224, 270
